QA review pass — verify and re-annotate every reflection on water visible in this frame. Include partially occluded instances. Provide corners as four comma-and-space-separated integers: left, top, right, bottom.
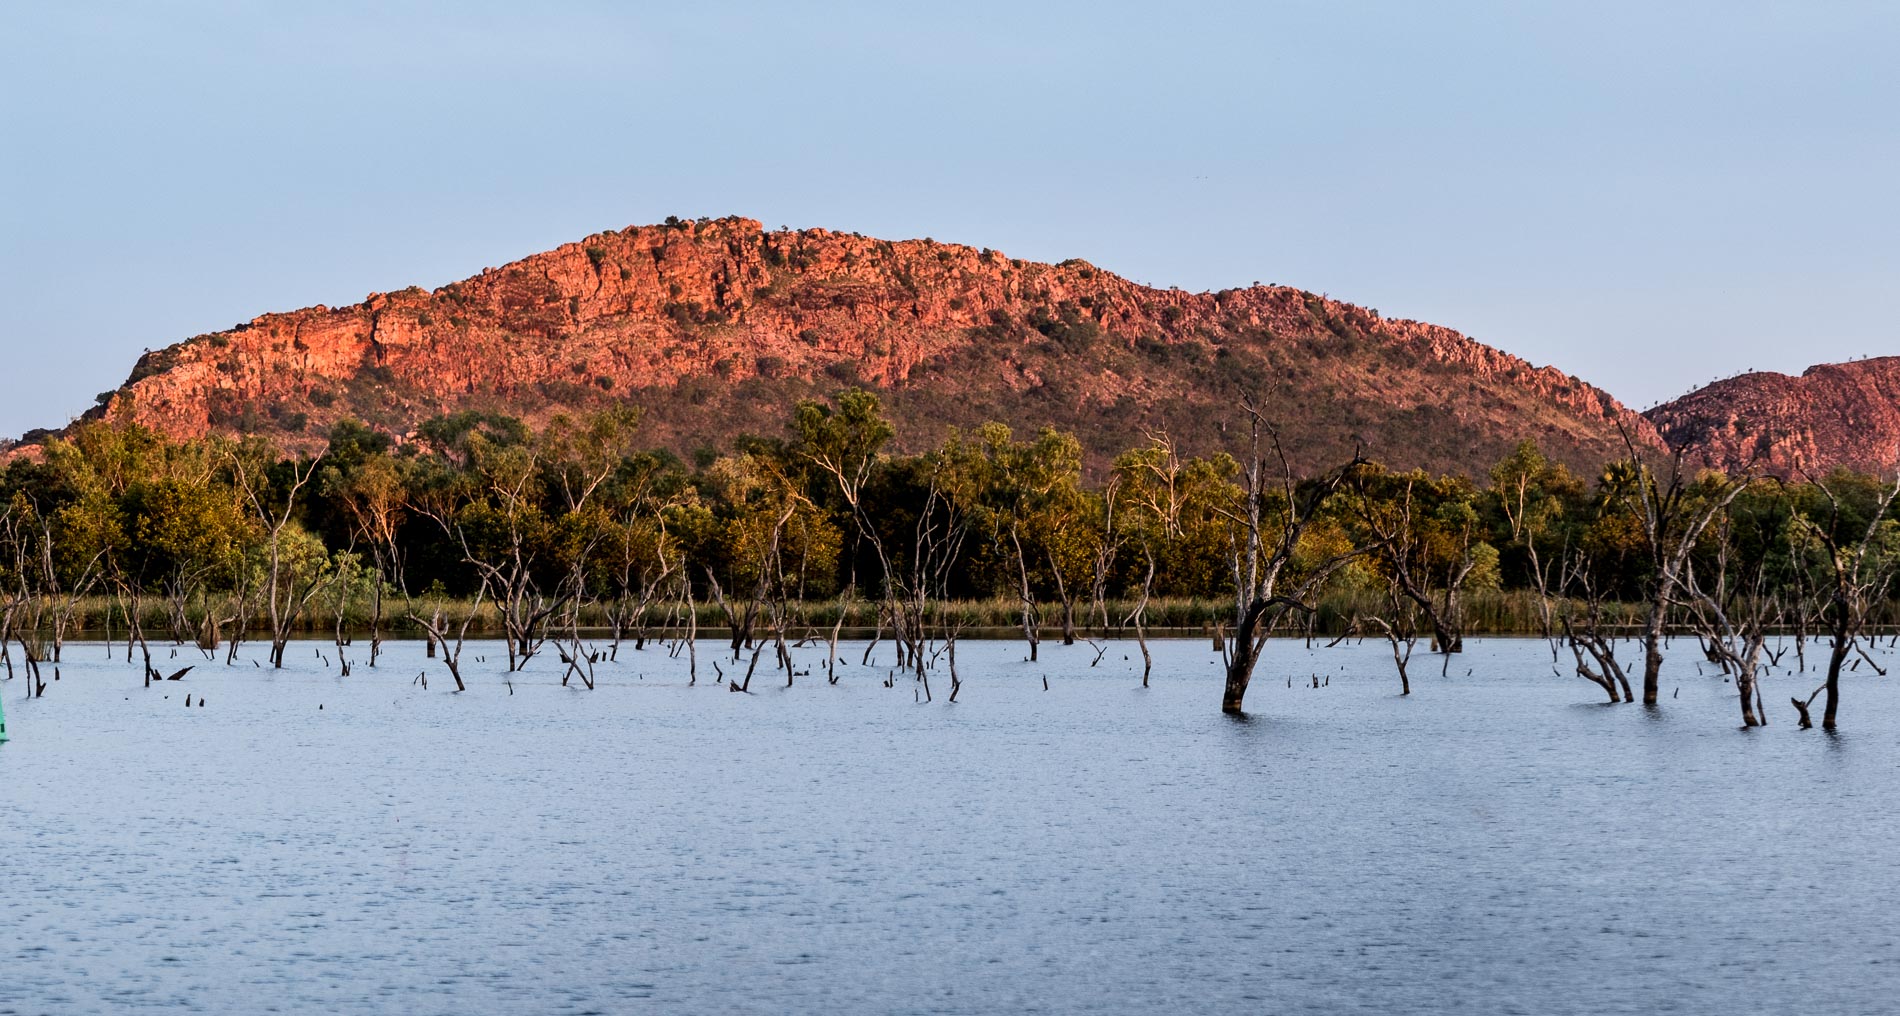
3, 638, 1898, 1014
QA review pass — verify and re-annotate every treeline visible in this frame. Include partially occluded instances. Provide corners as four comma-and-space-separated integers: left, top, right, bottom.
3, 392, 1897, 722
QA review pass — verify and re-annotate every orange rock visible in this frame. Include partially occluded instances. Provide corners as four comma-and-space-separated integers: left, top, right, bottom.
1648, 357, 1900, 477
66, 216, 1657, 475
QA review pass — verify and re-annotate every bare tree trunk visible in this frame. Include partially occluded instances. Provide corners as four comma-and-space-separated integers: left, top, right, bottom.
1125, 549, 1155, 688
1222, 615, 1261, 714
1641, 597, 1666, 707
1823, 636, 1849, 730
1737, 658, 1761, 727
1010, 529, 1039, 662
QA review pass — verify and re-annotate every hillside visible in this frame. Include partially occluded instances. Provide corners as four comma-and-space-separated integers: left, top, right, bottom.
65, 216, 1655, 475
1647, 357, 1900, 476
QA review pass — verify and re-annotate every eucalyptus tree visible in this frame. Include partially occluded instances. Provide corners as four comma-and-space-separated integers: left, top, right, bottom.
1111, 441, 1176, 684
433, 428, 565, 672
599, 454, 690, 659
539, 408, 647, 678
36, 419, 166, 673
229, 438, 333, 668
696, 448, 830, 688
1111, 434, 1230, 685
969, 423, 1087, 658
792, 388, 896, 677
1489, 440, 1580, 645
128, 471, 247, 649
696, 449, 802, 664
796, 392, 986, 687
820, 422, 984, 687
324, 427, 408, 665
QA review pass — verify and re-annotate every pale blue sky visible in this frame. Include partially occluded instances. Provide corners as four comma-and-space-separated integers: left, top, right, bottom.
3, 2, 1895, 437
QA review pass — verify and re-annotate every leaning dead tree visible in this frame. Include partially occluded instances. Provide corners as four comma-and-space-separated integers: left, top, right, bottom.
1360, 572, 1422, 695
1218, 400, 1371, 714
1787, 463, 1900, 729
1683, 512, 1780, 727
409, 582, 487, 692
1556, 549, 1634, 703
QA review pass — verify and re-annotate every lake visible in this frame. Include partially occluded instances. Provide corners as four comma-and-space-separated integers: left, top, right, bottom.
3, 636, 1897, 1014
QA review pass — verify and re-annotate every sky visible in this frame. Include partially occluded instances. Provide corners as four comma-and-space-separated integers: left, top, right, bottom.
2, 1, 1895, 437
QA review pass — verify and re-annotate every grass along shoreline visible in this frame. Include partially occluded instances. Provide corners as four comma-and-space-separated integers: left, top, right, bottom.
17, 589, 1900, 642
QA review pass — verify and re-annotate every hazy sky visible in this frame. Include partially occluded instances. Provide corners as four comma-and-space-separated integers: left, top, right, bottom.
3, 2, 1895, 437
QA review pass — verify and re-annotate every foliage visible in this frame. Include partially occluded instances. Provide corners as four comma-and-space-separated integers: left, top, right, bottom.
4, 403, 1898, 644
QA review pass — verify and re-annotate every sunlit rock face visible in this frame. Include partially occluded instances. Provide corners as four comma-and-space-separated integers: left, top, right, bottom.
81, 216, 1654, 475
1648, 357, 1900, 477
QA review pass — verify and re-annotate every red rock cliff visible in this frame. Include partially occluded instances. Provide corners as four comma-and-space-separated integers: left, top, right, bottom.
1647, 357, 1900, 476
87, 216, 1656, 474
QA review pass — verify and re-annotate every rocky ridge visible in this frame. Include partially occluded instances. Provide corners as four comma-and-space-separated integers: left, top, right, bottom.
76, 216, 1657, 475
1645, 357, 1900, 476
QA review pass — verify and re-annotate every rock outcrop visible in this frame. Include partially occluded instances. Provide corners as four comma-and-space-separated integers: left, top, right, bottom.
1647, 357, 1900, 476
67, 216, 1656, 475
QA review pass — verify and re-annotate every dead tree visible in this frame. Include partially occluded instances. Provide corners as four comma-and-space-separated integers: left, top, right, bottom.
1609, 429, 1755, 707
1087, 477, 1123, 638
1218, 401, 1372, 714
1007, 525, 1042, 660
1684, 515, 1779, 727
413, 444, 569, 672
796, 392, 970, 682
408, 581, 487, 692
606, 526, 680, 660
1557, 550, 1634, 703
1114, 433, 1196, 689
1363, 574, 1421, 695
1124, 545, 1157, 687
336, 457, 410, 668
230, 448, 331, 668
1352, 476, 1473, 673
1490, 441, 1572, 645
1787, 465, 1900, 728
890, 468, 972, 682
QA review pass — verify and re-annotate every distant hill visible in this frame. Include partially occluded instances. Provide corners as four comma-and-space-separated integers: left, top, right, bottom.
58, 216, 1655, 475
1647, 357, 1900, 477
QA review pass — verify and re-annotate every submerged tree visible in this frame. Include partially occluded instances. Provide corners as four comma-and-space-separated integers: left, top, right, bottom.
1683, 496, 1787, 727
1786, 465, 1900, 728
230, 440, 333, 669
1605, 433, 1755, 707
1350, 468, 1489, 672
1218, 399, 1370, 714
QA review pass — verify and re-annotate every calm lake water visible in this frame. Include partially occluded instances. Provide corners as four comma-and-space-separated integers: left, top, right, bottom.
3, 636, 1897, 1015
